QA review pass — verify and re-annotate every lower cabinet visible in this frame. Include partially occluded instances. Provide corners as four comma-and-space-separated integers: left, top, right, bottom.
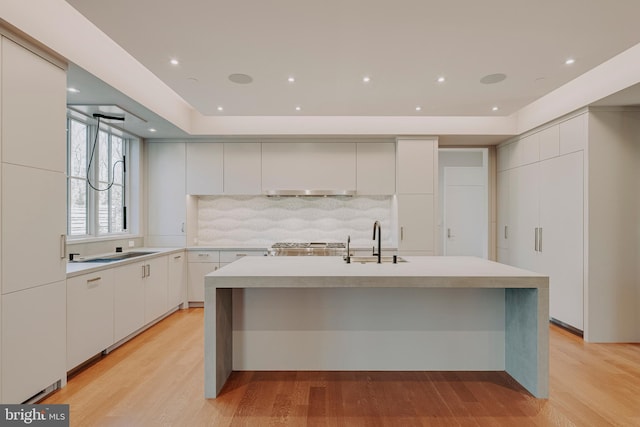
144, 256, 169, 324
167, 252, 186, 310
67, 270, 115, 370
188, 258, 220, 302
397, 194, 436, 255
2, 281, 66, 403
113, 262, 146, 343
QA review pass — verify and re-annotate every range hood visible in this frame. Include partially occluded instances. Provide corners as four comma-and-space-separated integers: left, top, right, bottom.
264, 189, 356, 197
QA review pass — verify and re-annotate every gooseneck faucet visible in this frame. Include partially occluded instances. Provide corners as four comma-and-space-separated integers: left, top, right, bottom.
372, 220, 382, 264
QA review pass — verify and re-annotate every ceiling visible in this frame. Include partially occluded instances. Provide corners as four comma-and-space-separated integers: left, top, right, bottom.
63, 0, 640, 140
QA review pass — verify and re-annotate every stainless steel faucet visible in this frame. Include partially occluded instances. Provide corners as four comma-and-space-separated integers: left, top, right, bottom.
372, 220, 382, 264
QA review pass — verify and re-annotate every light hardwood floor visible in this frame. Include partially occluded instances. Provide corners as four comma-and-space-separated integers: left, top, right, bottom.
42, 308, 640, 426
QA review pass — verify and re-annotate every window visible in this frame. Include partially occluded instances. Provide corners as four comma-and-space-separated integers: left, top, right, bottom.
67, 116, 135, 239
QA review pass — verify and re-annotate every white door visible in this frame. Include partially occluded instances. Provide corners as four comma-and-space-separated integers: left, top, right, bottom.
443, 167, 486, 257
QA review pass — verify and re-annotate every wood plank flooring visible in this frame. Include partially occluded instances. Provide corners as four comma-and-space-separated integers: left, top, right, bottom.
42, 308, 640, 426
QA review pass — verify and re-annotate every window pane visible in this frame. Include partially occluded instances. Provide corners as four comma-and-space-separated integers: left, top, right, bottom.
98, 131, 109, 183
110, 184, 124, 233
70, 120, 87, 178
69, 178, 87, 236
113, 136, 124, 185
98, 190, 109, 234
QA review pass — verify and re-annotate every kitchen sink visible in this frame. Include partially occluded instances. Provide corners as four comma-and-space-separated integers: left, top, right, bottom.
344, 256, 407, 264
70, 251, 157, 263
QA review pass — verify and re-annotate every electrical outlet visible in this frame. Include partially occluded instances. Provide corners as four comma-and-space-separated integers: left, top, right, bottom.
128, 240, 135, 248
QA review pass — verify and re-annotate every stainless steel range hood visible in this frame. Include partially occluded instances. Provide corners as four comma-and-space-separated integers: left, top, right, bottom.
264, 189, 356, 197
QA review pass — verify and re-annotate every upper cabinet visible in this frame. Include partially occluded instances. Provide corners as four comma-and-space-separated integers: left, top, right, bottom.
396, 139, 435, 194
1, 38, 66, 173
356, 143, 395, 195
186, 142, 223, 195
223, 143, 261, 194
262, 142, 356, 191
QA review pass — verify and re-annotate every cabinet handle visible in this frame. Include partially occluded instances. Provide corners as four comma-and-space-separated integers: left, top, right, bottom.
539, 227, 543, 252
146, 264, 151, 277
142, 265, 147, 278
198, 253, 209, 257
174, 255, 182, 260
534, 228, 539, 252
86, 277, 101, 285
236, 253, 247, 258
400, 226, 404, 241
504, 225, 508, 240
447, 228, 452, 239
60, 234, 66, 259
181, 222, 185, 233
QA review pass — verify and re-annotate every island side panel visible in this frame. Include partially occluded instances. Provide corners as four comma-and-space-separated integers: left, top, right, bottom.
505, 287, 549, 398
204, 285, 233, 398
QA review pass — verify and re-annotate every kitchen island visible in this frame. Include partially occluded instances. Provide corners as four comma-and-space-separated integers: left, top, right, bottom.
204, 256, 549, 398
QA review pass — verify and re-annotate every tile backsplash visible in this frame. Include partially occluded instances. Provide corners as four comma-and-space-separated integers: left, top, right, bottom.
197, 196, 393, 247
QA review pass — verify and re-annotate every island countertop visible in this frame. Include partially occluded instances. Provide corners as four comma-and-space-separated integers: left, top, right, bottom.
205, 255, 548, 289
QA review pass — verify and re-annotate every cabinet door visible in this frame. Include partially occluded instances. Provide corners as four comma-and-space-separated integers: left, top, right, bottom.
539, 152, 584, 330
538, 125, 560, 161
356, 143, 396, 195
224, 143, 262, 194
2, 164, 66, 294
397, 139, 435, 194
262, 143, 356, 190
398, 194, 435, 253
168, 252, 186, 309
186, 142, 224, 195
113, 262, 146, 342
508, 163, 540, 272
147, 142, 186, 246
497, 170, 510, 250
1, 38, 66, 172
67, 270, 115, 370
559, 113, 587, 155
187, 262, 219, 302
2, 281, 66, 403
144, 256, 169, 323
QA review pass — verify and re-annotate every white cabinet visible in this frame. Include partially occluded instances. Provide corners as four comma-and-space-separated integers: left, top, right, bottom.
262, 143, 356, 191
187, 251, 220, 303
186, 142, 223, 195
356, 143, 395, 195
397, 139, 435, 194
396, 138, 438, 255
508, 162, 540, 272
147, 142, 186, 246
1, 164, 66, 294
113, 262, 146, 342
538, 125, 560, 161
1, 38, 66, 172
168, 252, 186, 309
2, 281, 66, 403
144, 256, 169, 323
67, 270, 115, 370
224, 143, 261, 194
397, 194, 435, 254
496, 170, 510, 256
559, 112, 587, 155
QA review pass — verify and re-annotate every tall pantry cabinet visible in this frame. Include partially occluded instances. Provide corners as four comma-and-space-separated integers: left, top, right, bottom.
498, 108, 640, 343
0, 35, 67, 402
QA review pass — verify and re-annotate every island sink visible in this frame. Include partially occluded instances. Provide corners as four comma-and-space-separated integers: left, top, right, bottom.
345, 255, 406, 264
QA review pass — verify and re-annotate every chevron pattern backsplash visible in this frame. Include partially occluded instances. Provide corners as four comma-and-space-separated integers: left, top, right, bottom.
197, 195, 393, 247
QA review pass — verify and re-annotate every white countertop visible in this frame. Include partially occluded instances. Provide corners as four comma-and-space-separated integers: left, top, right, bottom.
205, 256, 548, 289
66, 247, 184, 277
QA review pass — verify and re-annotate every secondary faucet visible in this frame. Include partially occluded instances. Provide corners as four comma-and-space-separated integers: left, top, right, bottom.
372, 220, 382, 264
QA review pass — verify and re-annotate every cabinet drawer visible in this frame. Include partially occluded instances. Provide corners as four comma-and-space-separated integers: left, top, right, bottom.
219, 250, 267, 263
187, 250, 220, 263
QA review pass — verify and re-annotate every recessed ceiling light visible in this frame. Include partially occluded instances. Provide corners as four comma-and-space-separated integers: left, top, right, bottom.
415, 106, 422, 111
170, 59, 179, 66
149, 128, 157, 132
217, 106, 224, 112
295, 106, 301, 111
565, 58, 575, 65
67, 87, 80, 93
492, 106, 499, 112
362, 76, 371, 83
437, 76, 445, 83
228, 73, 253, 84
288, 76, 295, 83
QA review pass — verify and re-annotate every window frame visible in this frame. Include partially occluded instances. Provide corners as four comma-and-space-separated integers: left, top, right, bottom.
66, 114, 135, 241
